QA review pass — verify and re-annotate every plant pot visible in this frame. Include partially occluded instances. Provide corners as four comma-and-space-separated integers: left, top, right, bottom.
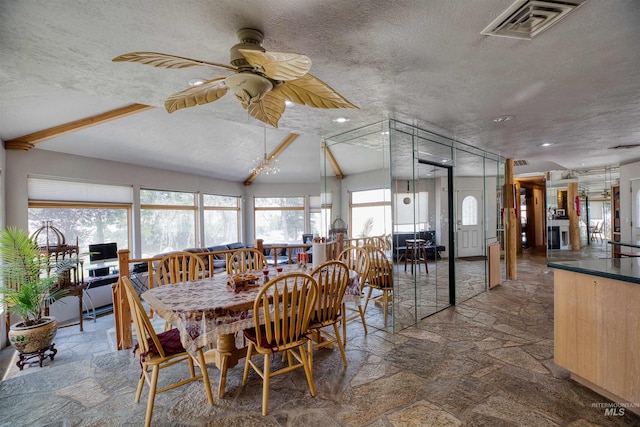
8, 316, 58, 354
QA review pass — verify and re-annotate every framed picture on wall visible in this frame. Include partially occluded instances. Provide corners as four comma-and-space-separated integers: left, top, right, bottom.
555, 209, 565, 217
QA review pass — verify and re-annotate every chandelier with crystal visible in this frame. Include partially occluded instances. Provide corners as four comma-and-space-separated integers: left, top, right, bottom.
250, 127, 280, 175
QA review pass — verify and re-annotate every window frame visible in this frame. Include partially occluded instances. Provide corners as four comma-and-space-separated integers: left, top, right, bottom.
28, 200, 133, 254
202, 193, 241, 245
253, 196, 306, 243
349, 188, 392, 238
139, 189, 199, 255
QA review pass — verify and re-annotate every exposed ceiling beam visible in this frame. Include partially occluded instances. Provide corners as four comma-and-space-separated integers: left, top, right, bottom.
322, 141, 344, 179
244, 133, 299, 186
4, 103, 153, 151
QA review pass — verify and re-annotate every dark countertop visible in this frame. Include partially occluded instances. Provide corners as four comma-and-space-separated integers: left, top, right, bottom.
607, 240, 640, 248
547, 258, 640, 284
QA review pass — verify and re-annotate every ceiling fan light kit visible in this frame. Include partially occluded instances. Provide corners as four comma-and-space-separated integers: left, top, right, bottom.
113, 28, 357, 127
225, 73, 273, 105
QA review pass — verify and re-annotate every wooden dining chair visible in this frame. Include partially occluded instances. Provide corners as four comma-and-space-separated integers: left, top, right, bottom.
383, 234, 392, 251
121, 276, 214, 427
242, 272, 318, 416
367, 236, 385, 250
157, 251, 207, 286
590, 221, 604, 243
362, 246, 394, 327
337, 245, 370, 343
309, 260, 350, 366
228, 248, 268, 274
156, 251, 207, 330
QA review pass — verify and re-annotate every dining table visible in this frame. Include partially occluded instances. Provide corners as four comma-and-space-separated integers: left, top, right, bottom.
141, 263, 360, 398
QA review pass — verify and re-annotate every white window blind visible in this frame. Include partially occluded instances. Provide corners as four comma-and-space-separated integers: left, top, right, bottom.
28, 177, 133, 203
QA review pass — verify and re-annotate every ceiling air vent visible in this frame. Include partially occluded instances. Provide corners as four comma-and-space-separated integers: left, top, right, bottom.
514, 160, 529, 166
481, 0, 588, 40
609, 144, 640, 150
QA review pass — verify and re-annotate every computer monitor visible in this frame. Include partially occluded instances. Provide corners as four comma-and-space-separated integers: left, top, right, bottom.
88, 242, 118, 262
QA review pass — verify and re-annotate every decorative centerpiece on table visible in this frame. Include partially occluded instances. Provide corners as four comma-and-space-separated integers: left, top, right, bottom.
0, 226, 70, 369
226, 272, 260, 293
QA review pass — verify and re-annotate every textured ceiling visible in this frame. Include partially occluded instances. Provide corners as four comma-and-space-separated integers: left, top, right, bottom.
1, 0, 639, 186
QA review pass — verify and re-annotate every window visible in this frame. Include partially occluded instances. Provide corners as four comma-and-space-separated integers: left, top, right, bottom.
27, 177, 132, 261
29, 206, 130, 254
350, 189, 391, 238
309, 194, 332, 237
254, 197, 305, 243
462, 195, 478, 226
203, 194, 240, 245
140, 189, 197, 257
590, 201, 604, 220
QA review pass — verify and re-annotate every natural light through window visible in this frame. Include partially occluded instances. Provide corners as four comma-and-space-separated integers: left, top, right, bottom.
254, 197, 305, 243
462, 195, 478, 226
140, 189, 197, 257
203, 194, 240, 246
350, 189, 391, 238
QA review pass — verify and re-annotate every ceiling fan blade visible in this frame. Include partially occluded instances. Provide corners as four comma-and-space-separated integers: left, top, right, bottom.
164, 78, 228, 113
247, 92, 285, 128
113, 52, 236, 72
273, 73, 358, 109
238, 49, 311, 81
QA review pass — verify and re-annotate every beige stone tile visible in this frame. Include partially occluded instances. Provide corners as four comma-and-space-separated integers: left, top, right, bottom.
55, 378, 111, 408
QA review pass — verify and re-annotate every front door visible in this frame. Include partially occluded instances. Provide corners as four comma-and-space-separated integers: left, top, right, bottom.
457, 189, 483, 257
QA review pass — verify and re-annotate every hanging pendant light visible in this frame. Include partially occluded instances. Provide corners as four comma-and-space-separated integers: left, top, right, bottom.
250, 126, 280, 175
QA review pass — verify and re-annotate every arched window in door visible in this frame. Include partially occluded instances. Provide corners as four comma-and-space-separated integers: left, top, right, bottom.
462, 196, 478, 226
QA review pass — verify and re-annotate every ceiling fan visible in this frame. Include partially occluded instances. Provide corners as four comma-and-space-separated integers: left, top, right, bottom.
113, 28, 358, 128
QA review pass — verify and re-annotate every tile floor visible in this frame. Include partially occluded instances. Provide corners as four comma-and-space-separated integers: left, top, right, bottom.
1, 244, 638, 426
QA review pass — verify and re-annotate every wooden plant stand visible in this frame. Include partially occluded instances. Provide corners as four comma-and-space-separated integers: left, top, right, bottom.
16, 343, 57, 370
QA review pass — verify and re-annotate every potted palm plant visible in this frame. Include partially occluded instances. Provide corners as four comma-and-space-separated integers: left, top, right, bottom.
0, 226, 68, 354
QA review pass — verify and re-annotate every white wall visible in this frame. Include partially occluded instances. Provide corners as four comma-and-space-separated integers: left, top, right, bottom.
619, 160, 640, 240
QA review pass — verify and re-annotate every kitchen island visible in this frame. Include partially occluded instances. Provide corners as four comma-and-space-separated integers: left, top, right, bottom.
548, 258, 640, 415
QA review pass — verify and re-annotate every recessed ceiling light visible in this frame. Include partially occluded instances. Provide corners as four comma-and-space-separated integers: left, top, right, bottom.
333, 117, 349, 123
188, 78, 206, 87
493, 115, 514, 122
541, 143, 552, 147
442, 159, 449, 163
